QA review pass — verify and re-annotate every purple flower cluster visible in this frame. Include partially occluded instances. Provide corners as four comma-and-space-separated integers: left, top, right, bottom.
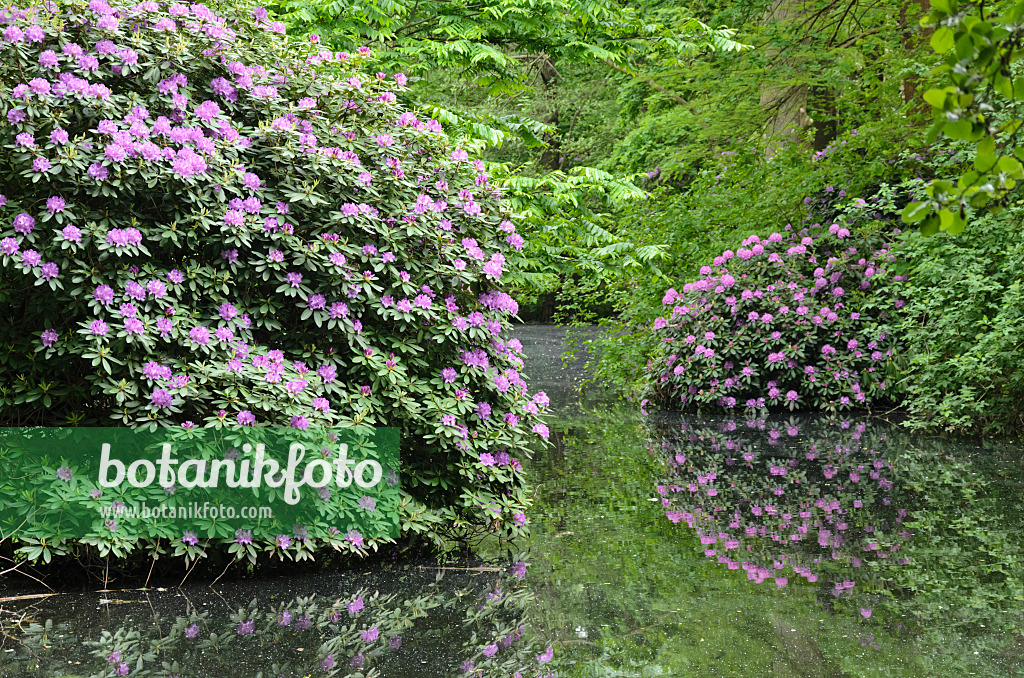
106, 228, 143, 248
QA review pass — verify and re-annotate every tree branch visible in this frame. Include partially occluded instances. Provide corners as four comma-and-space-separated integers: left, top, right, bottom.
600, 58, 689, 107
834, 26, 882, 49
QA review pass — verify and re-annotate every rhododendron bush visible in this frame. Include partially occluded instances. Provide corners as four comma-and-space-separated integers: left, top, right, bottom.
0, 0, 548, 559
645, 223, 906, 413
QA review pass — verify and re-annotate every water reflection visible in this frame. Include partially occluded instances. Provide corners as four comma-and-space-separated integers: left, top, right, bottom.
0, 562, 549, 678
655, 416, 913, 624
528, 402, 1022, 677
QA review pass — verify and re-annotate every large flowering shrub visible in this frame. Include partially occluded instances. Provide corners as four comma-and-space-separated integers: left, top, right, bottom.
0, 0, 548, 561
644, 222, 905, 413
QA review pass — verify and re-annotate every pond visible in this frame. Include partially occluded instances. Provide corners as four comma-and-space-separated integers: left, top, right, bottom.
1, 325, 1021, 677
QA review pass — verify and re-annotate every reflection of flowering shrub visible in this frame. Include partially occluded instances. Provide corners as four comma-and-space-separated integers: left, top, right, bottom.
654, 416, 914, 621
0, 1, 547, 558
6, 559, 547, 677
645, 224, 903, 413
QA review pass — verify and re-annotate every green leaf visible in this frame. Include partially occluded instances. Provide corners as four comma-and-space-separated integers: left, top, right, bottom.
938, 208, 955, 232
946, 211, 967, 235
974, 137, 997, 171
931, 26, 955, 53
958, 170, 981, 190
955, 32, 975, 61
993, 74, 1013, 99
997, 155, 1024, 178
920, 213, 941, 236
902, 201, 932, 225
946, 118, 978, 140
923, 88, 949, 109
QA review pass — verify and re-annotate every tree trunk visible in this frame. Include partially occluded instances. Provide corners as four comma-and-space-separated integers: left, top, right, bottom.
810, 84, 838, 151
900, 0, 932, 113
536, 56, 563, 170
760, 0, 814, 158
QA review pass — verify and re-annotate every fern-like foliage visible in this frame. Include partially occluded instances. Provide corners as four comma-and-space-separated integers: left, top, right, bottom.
270, 0, 747, 289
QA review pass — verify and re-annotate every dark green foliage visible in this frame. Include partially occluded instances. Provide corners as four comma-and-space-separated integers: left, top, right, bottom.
896, 208, 1024, 433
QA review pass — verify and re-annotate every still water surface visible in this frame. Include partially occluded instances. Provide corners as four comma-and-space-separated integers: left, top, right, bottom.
1, 325, 1021, 677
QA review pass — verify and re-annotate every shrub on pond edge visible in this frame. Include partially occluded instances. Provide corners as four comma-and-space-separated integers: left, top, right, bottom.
644, 220, 905, 414
0, 0, 548, 568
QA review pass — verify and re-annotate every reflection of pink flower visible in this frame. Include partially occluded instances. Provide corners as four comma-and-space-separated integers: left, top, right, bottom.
860, 608, 872, 618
